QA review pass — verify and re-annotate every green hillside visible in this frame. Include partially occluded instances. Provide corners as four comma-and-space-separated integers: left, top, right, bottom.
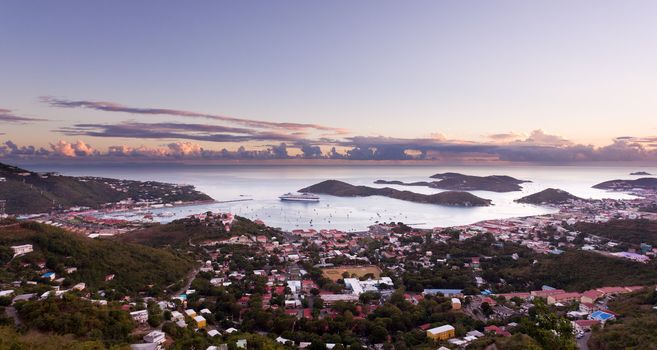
588, 288, 657, 350
0, 221, 195, 297
121, 214, 284, 247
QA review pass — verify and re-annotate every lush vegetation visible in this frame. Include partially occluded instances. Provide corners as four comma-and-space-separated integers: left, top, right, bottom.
121, 215, 284, 247
467, 300, 576, 350
15, 294, 134, 347
588, 288, 657, 350
576, 219, 657, 246
0, 221, 194, 297
515, 188, 582, 205
493, 250, 657, 292
0, 325, 128, 350
374, 233, 657, 294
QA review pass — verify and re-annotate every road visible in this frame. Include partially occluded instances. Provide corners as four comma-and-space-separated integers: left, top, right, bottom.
170, 267, 200, 298
577, 332, 591, 350
4, 306, 21, 326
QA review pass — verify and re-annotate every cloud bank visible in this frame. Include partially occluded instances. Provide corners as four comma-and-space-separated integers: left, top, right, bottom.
2, 97, 656, 163
2, 130, 657, 163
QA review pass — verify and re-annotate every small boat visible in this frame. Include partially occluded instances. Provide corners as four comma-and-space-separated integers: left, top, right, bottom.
279, 192, 320, 202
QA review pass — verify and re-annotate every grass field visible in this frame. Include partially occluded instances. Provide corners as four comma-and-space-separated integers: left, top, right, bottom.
322, 265, 382, 281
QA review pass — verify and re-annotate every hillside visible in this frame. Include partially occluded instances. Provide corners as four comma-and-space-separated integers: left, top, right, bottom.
429, 172, 529, 192
374, 179, 433, 187
0, 221, 194, 296
120, 214, 284, 247
494, 250, 657, 292
299, 180, 492, 206
593, 177, 657, 191
588, 288, 657, 350
515, 188, 583, 205
14, 295, 135, 346
575, 219, 657, 246
0, 162, 212, 214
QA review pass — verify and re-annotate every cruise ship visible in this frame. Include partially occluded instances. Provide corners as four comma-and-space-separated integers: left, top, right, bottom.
279, 192, 320, 202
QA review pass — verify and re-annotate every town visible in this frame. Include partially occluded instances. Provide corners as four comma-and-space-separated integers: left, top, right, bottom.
2, 182, 657, 349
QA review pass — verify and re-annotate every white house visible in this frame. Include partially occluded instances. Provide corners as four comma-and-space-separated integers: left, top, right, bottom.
184, 309, 197, 318
130, 310, 149, 324
143, 330, 166, 344
344, 277, 394, 295
170, 311, 184, 321
11, 244, 33, 257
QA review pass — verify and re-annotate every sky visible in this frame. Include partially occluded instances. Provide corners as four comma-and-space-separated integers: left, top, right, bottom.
1, 0, 657, 162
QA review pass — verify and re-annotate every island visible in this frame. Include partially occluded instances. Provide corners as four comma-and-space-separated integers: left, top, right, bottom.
299, 180, 492, 206
374, 179, 434, 187
374, 172, 530, 192
428, 172, 530, 192
592, 177, 657, 191
0, 162, 213, 214
630, 171, 652, 176
515, 188, 583, 205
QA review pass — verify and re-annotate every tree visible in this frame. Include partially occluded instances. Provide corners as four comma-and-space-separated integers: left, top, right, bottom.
0, 246, 13, 265
518, 299, 576, 350
369, 325, 389, 343
481, 302, 493, 317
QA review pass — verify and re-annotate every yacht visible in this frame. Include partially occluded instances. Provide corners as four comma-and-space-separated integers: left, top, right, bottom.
279, 192, 320, 202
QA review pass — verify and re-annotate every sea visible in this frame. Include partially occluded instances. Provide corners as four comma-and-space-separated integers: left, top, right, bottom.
25, 164, 657, 232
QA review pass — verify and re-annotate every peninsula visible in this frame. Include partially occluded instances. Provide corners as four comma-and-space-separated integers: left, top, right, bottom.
299, 180, 491, 207
515, 188, 584, 205
0, 162, 212, 214
593, 177, 657, 191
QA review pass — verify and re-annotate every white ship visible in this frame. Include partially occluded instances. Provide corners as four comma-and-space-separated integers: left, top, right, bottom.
279, 192, 320, 202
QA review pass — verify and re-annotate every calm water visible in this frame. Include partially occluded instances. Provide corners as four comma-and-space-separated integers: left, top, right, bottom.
27, 164, 655, 231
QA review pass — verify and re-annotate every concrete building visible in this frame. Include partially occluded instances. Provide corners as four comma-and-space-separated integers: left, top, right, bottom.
130, 310, 149, 324
547, 292, 581, 305
11, 244, 33, 257
344, 277, 393, 295
194, 315, 206, 328
143, 330, 166, 344
185, 309, 197, 318
427, 325, 456, 341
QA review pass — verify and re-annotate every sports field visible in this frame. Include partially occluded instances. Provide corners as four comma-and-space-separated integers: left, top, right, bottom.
322, 265, 382, 281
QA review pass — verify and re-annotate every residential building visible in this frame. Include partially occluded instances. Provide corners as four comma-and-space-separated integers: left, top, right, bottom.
194, 315, 206, 328
11, 244, 33, 257
547, 292, 582, 305
143, 330, 166, 344
130, 310, 149, 324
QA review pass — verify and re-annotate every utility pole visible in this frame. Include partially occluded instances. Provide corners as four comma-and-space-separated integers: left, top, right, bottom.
0, 200, 6, 216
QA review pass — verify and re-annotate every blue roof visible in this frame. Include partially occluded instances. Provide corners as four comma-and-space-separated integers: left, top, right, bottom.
41, 272, 54, 277
590, 311, 614, 321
